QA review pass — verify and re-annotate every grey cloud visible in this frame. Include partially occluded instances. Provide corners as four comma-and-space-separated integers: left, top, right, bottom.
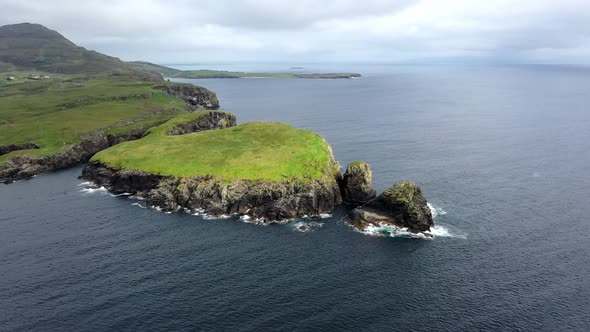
2, 0, 590, 64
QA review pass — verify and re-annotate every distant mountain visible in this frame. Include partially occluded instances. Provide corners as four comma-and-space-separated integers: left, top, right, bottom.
0, 23, 160, 81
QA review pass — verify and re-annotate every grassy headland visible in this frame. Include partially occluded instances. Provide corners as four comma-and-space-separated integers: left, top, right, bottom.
0, 75, 188, 163
92, 112, 339, 182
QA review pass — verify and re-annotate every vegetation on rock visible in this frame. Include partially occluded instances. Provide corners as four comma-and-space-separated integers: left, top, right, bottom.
351, 180, 433, 232
340, 161, 376, 205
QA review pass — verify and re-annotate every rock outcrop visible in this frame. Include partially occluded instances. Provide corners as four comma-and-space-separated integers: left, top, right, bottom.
0, 143, 39, 156
339, 161, 376, 205
1, 131, 124, 184
351, 181, 433, 233
154, 83, 220, 111
167, 111, 236, 135
83, 162, 342, 222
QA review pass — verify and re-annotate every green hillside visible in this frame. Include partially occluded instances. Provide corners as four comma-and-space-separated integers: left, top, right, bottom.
0, 23, 160, 81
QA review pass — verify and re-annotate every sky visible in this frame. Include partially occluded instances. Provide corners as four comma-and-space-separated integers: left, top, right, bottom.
2, 0, 590, 64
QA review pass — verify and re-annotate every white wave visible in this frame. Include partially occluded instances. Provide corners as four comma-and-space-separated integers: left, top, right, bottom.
424, 224, 468, 239
191, 208, 205, 216
291, 220, 324, 232
77, 181, 92, 187
427, 203, 447, 219
319, 213, 332, 219
357, 223, 430, 239
131, 202, 146, 209
203, 213, 231, 220
354, 221, 466, 240
109, 192, 132, 197
239, 214, 268, 225
78, 186, 107, 194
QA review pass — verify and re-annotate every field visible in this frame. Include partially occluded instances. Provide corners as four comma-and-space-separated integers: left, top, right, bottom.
92, 112, 338, 182
0, 75, 187, 163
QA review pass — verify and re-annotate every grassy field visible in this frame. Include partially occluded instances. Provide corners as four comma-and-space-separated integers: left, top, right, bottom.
0, 75, 187, 163
93, 112, 338, 182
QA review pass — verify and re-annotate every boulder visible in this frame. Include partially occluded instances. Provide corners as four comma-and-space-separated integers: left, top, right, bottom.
351, 181, 433, 232
339, 161, 376, 205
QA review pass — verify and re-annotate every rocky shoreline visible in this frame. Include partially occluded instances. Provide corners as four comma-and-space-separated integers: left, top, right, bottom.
83, 156, 433, 232
82, 161, 342, 222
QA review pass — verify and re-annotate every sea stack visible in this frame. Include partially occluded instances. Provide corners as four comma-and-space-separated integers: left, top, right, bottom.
339, 161, 376, 205
351, 181, 433, 233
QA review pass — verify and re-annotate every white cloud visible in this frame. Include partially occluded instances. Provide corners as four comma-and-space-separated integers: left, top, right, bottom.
2, 0, 590, 64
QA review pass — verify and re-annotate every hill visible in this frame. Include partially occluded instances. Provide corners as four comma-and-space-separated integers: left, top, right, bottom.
0, 23, 160, 81
128, 61, 181, 77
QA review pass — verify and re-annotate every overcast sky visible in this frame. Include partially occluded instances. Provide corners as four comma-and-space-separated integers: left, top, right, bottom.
2, 0, 590, 64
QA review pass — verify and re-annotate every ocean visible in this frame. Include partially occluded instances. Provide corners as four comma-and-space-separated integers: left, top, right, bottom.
1, 64, 589, 331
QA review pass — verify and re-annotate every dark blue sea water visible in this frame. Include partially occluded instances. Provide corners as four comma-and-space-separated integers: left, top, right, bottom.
1, 64, 590, 331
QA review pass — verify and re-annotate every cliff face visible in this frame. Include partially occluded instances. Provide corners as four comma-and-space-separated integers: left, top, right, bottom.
339, 161, 376, 205
154, 83, 220, 111
351, 181, 433, 233
83, 162, 342, 222
167, 111, 236, 135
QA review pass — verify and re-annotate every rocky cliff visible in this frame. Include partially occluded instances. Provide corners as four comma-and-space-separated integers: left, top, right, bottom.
154, 83, 220, 111
339, 161, 376, 205
350, 181, 433, 233
83, 162, 342, 222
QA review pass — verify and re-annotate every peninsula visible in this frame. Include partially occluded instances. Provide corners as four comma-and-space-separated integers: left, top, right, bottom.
1, 22, 433, 235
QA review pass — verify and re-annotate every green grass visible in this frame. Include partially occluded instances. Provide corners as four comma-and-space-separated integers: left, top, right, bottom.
382, 181, 422, 205
93, 113, 338, 182
0, 75, 187, 163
